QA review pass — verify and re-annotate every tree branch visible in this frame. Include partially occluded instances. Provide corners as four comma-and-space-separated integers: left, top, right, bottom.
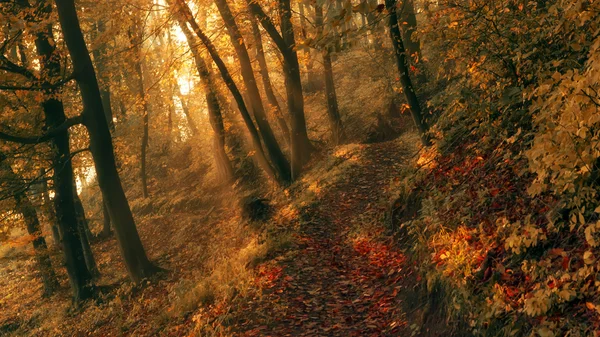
246, 0, 288, 54
0, 74, 75, 91
0, 54, 37, 81
0, 115, 84, 144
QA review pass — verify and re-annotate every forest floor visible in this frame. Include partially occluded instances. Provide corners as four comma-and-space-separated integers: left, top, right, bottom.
187, 133, 426, 336
0, 133, 433, 336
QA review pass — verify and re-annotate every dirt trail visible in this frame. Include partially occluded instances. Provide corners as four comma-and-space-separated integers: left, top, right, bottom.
228, 139, 418, 336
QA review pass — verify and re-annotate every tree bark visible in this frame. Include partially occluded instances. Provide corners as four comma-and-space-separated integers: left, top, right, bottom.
170, 0, 280, 184
249, 14, 291, 145
214, 0, 291, 184
385, 0, 430, 146
54, 0, 161, 283
177, 20, 234, 183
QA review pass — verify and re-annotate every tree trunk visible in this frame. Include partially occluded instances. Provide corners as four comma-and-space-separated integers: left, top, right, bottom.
101, 201, 111, 237
91, 19, 115, 131
54, 0, 161, 283
0, 155, 60, 295
247, 0, 314, 180
316, 4, 345, 145
30, 0, 94, 302
170, 0, 280, 184
397, 0, 426, 84
277, 0, 314, 179
74, 191, 99, 277
385, 0, 430, 146
214, 0, 291, 184
177, 91, 198, 136
298, 2, 316, 86
367, 0, 382, 49
249, 14, 291, 145
177, 20, 234, 183
129, 28, 150, 198
39, 168, 61, 246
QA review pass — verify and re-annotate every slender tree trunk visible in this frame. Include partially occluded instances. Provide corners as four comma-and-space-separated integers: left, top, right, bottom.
397, 0, 426, 84
73, 191, 99, 278
298, 2, 316, 85
28, 0, 94, 303
54, 0, 161, 283
170, 0, 279, 184
281, 0, 313, 178
0, 154, 60, 295
39, 168, 61, 246
316, 4, 345, 145
384, 0, 430, 145
214, 0, 291, 184
249, 15, 291, 145
367, 0, 382, 48
91, 19, 114, 131
177, 91, 198, 136
177, 20, 234, 183
101, 202, 111, 237
129, 28, 150, 198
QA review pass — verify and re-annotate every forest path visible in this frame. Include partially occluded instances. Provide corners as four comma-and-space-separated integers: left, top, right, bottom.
224, 137, 419, 336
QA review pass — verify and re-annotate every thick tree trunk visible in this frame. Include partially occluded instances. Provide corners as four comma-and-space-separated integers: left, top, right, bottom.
29, 0, 94, 302
385, 0, 430, 146
54, 0, 161, 283
0, 155, 60, 295
249, 15, 291, 145
74, 191, 99, 277
316, 4, 345, 145
177, 20, 234, 183
170, 0, 279, 184
214, 0, 291, 184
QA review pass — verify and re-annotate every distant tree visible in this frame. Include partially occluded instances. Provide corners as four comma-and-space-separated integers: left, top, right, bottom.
248, 0, 314, 179
0, 153, 59, 295
249, 12, 291, 145
315, 3, 346, 145
169, 0, 280, 184
214, 0, 291, 184
175, 17, 234, 183
384, 0, 430, 145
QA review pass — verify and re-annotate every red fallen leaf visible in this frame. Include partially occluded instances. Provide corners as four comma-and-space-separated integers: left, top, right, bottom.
562, 256, 570, 270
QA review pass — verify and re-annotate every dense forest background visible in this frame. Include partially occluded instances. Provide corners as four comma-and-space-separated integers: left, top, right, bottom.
0, 0, 599, 336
